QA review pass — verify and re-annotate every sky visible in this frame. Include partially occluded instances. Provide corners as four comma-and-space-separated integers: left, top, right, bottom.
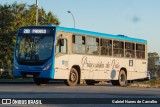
1, 0, 160, 55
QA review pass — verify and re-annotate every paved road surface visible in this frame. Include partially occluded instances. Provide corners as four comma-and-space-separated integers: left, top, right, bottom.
0, 82, 160, 107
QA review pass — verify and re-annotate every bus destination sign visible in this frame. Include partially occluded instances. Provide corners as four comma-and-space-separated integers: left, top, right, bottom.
23, 29, 50, 34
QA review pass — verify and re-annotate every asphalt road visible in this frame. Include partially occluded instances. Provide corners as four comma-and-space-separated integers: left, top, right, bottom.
0, 82, 160, 107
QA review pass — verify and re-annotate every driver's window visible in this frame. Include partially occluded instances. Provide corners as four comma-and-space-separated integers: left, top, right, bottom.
55, 39, 67, 54
61, 39, 67, 53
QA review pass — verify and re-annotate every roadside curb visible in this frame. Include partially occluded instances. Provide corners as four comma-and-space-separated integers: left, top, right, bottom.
0, 81, 64, 84
0, 82, 34, 84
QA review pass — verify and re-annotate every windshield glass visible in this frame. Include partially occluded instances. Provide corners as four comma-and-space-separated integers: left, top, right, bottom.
15, 35, 53, 64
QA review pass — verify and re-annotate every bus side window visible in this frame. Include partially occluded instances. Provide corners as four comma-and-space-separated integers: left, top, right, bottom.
86, 36, 99, 55
60, 39, 67, 53
136, 44, 145, 59
113, 41, 124, 57
101, 39, 112, 56
72, 35, 85, 54
125, 42, 135, 58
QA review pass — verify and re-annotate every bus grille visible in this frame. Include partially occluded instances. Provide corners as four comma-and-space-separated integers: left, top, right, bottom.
20, 72, 40, 77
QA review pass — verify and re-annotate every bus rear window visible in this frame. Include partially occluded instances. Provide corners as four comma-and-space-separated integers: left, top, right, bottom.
136, 44, 145, 59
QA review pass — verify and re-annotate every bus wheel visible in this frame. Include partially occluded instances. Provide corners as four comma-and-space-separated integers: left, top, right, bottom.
34, 78, 49, 85
64, 68, 78, 86
118, 70, 127, 87
85, 80, 95, 85
111, 80, 119, 86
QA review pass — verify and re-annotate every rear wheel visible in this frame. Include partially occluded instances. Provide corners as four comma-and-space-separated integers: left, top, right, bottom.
111, 70, 127, 87
64, 68, 79, 86
34, 78, 49, 85
118, 70, 127, 87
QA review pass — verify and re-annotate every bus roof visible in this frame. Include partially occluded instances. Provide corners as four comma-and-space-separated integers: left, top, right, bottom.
19, 25, 147, 44
56, 26, 147, 44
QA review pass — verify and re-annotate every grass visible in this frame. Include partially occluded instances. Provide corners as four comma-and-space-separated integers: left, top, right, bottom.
0, 78, 33, 82
128, 78, 160, 88
143, 78, 160, 86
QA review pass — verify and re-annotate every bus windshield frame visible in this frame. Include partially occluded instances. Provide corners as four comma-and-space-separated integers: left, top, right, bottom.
15, 27, 55, 65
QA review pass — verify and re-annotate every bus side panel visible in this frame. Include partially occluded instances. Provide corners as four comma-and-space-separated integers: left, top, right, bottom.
68, 55, 133, 80
133, 59, 147, 80
99, 57, 134, 80
68, 55, 100, 79
54, 55, 70, 79
54, 54, 147, 80
53, 31, 72, 79
99, 57, 119, 80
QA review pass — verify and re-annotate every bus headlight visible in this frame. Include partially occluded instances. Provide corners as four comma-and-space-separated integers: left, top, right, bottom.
43, 63, 52, 70
14, 63, 19, 70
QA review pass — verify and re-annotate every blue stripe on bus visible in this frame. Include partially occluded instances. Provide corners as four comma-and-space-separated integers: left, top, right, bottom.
56, 26, 147, 44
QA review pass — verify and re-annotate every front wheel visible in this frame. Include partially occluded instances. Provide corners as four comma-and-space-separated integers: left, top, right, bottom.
64, 68, 79, 86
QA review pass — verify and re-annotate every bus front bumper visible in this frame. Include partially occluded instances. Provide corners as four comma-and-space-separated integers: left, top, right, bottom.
13, 68, 54, 79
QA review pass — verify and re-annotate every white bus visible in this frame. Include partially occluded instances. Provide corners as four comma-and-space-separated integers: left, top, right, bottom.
14, 25, 148, 86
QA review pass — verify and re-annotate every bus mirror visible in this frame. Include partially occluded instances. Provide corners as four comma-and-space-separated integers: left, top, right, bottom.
60, 39, 64, 46
72, 35, 75, 43
96, 38, 99, 43
82, 36, 85, 44
54, 40, 58, 46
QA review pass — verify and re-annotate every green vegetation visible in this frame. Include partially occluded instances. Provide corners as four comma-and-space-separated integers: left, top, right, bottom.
148, 52, 160, 78
144, 78, 160, 86
0, 78, 33, 82
0, 2, 60, 78
128, 78, 160, 88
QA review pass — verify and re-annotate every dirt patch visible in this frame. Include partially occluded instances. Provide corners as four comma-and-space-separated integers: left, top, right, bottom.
128, 80, 160, 88
128, 83, 151, 88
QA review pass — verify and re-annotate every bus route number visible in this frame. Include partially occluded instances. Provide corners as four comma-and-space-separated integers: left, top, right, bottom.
23, 29, 31, 34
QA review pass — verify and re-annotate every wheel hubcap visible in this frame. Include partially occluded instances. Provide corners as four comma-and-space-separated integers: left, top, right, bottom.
120, 74, 125, 84
70, 72, 76, 82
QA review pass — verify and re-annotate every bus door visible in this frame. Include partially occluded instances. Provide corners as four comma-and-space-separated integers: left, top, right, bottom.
54, 33, 69, 79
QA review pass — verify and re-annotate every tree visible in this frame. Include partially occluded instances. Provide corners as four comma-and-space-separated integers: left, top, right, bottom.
0, 2, 60, 78
148, 52, 160, 78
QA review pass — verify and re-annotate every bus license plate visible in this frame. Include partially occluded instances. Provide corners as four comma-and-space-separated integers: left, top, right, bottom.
26, 74, 33, 77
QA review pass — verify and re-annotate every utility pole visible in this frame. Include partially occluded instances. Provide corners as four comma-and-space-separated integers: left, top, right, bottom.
36, 0, 38, 25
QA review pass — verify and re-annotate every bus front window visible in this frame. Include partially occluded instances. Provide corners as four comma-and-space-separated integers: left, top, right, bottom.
16, 35, 53, 65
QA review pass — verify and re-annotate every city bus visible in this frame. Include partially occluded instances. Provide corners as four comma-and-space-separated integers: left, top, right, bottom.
13, 25, 148, 86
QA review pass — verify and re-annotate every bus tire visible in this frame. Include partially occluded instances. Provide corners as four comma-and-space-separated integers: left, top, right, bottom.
64, 68, 78, 86
111, 80, 119, 86
118, 70, 127, 87
85, 80, 95, 85
34, 78, 49, 85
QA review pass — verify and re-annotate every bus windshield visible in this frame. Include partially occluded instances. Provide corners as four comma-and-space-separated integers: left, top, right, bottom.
15, 34, 53, 65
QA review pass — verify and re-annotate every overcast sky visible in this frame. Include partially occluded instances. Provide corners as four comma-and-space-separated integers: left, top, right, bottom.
1, 0, 160, 55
